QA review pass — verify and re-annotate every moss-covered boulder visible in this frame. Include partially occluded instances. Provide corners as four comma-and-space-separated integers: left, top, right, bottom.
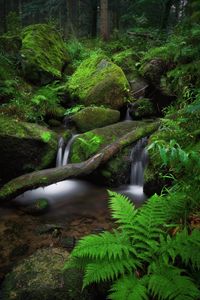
0, 116, 57, 185
1, 248, 97, 300
129, 98, 156, 119
67, 53, 129, 109
71, 106, 120, 132
21, 24, 69, 84
139, 58, 168, 87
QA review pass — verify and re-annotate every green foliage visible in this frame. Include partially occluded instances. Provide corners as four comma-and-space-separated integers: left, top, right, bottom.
6, 12, 21, 35
65, 191, 200, 300
41, 132, 51, 142
65, 39, 89, 69
64, 104, 85, 116
70, 132, 103, 163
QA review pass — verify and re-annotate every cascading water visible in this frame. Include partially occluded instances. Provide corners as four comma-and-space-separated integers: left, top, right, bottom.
125, 107, 132, 121
62, 135, 77, 166
128, 137, 148, 199
56, 137, 64, 167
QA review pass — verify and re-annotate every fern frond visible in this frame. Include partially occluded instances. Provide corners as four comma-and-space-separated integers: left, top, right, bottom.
72, 230, 133, 260
109, 275, 148, 300
148, 262, 200, 300
159, 229, 200, 269
132, 194, 167, 260
108, 190, 138, 231
83, 256, 140, 288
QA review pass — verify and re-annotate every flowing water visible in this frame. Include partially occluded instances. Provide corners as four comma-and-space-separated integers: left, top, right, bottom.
116, 137, 148, 203
62, 135, 77, 166
124, 107, 132, 121
56, 137, 64, 167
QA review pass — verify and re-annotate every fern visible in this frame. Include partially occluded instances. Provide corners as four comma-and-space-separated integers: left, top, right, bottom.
148, 263, 200, 300
109, 275, 148, 300
65, 191, 200, 300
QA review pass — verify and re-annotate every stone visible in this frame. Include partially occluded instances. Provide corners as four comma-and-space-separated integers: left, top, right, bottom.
1, 248, 100, 300
21, 24, 70, 84
0, 115, 57, 184
71, 106, 120, 132
67, 53, 129, 109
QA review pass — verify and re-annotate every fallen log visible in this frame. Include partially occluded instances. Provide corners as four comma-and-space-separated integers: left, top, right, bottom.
0, 121, 159, 201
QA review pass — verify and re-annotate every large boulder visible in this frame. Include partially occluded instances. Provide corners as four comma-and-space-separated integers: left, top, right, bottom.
0, 116, 58, 185
1, 248, 96, 300
21, 24, 69, 84
67, 53, 130, 109
71, 106, 120, 132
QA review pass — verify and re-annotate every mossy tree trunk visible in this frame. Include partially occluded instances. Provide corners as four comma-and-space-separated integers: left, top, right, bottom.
0, 122, 160, 201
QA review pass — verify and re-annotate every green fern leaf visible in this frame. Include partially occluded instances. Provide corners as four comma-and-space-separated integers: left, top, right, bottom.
83, 256, 140, 288
148, 262, 200, 300
72, 230, 133, 260
108, 190, 138, 231
109, 275, 148, 300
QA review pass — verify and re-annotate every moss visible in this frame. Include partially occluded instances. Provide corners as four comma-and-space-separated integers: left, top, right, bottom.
70, 121, 147, 163
2, 248, 96, 300
21, 24, 70, 84
71, 106, 120, 132
0, 116, 57, 184
67, 52, 130, 109
112, 49, 139, 77
99, 146, 132, 186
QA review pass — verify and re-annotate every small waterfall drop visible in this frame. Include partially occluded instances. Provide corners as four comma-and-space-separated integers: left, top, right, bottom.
125, 107, 132, 121
56, 137, 64, 167
62, 134, 77, 166
129, 137, 148, 196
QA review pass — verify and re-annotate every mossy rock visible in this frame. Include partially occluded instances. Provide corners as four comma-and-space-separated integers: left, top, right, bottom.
129, 98, 156, 119
67, 53, 130, 109
2, 248, 96, 300
20, 198, 50, 215
139, 58, 168, 87
0, 116, 58, 185
21, 24, 70, 84
98, 145, 132, 186
71, 106, 120, 132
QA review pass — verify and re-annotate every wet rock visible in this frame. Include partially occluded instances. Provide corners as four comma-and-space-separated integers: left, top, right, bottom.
60, 237, 76, 250
67, 53, 129, 109
71, 107, 120, 132
0, 116, 57, 184
140, 58, 168, 87
21, 198, 50, 215
9, 244, 29, 260
21, 24, 70, 84
1, 248, 98, 300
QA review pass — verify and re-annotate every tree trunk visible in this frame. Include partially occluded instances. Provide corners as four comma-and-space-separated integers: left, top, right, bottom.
0, 122, 159, 202
100, 0, 109, 40
161, 0, 174, 29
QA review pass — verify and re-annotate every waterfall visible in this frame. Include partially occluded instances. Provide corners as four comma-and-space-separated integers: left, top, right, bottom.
125, 107, 132, 121
56, 137, 64, 167
130, 137, 148, 193
56, 135, 77, 167
62, 135, 77, 166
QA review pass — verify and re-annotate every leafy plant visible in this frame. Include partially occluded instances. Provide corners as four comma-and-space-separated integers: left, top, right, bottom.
64, 104, 85, 116
65, 191, 200, 300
